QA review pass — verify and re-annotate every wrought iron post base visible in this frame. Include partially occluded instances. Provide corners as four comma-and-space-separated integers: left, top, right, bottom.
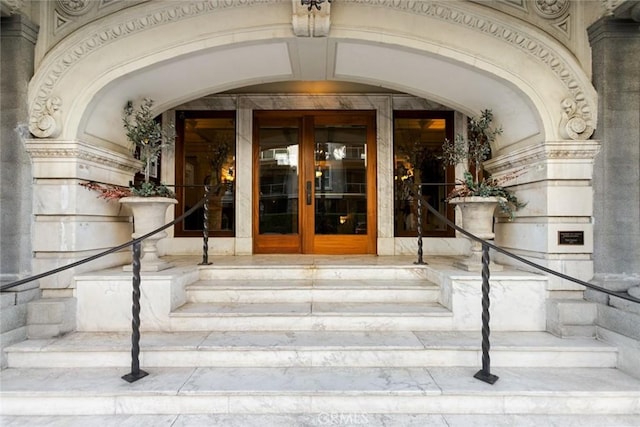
122, 369, 148, 383
198, 261, 212, 266
474, 370, 499, 384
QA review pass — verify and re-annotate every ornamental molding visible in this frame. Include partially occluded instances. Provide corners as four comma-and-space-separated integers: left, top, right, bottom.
484, 140, 601, 173
344, 0, 595, 140
24, 140, 141, 173
30, 0, 595, 141
28, 0, 272, 139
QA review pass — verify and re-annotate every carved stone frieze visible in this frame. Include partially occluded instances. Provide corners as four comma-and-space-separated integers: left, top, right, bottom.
484, 140, 601, 174
534, 0, 569, 19
25, 140, 141, 174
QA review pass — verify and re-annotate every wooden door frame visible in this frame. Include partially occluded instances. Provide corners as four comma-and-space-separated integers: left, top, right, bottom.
253, 110, 377, 255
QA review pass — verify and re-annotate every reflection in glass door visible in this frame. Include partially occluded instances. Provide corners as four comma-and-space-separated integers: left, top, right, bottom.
313, 123, 367, 236
253, 111, 376, 254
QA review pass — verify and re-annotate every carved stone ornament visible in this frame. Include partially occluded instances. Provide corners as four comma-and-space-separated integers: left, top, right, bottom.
559, 98, 594, 141
1, 0, 25, 14
534, 0, 570, 19
292, 0, 331, 37
56, 0, 92, 16
29, 96, 62, 138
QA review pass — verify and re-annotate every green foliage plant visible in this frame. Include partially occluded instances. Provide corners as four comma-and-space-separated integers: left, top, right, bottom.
441, 109, 525, 219
122, 98, 176, 197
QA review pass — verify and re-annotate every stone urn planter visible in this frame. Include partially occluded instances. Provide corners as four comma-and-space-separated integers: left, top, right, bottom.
449, 196, 504, 272
120, 196, 178, 272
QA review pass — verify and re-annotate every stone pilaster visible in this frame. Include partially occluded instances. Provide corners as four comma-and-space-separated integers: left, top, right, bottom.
485, 140, 600, 292
24, 140, 141, 296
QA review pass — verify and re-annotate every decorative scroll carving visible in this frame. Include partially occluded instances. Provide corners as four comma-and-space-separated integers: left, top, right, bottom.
534, 0, 569, 19
292, 0, 331, 37
29, 96, 62, 138
560, 98, 594, 140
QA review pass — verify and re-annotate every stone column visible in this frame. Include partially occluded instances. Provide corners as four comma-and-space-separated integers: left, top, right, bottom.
589, 14, 640, 295
1, 14, 37, 284
587, 9, 640, 378
0, 14, 41, 365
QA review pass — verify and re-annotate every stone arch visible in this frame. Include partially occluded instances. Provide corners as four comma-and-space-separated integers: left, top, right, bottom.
27, 0, 596, 154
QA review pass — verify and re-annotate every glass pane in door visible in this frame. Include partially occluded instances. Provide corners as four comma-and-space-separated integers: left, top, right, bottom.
258, 126, 299, 234
314, 125, 367, 235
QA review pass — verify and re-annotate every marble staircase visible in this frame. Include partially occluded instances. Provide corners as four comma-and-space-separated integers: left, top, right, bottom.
1, 256, 640, 425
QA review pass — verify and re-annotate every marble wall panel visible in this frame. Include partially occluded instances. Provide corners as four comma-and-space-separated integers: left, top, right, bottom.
75, 276, 185, 332
33, 217, 131, 252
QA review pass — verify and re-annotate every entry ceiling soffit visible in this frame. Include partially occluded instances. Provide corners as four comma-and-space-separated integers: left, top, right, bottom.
28, 0, 595, 143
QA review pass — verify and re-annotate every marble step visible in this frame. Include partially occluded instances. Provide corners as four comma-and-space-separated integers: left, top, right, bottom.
169, 301, 453, 331
6, 331, 618, 369
185, 279, 440, 304
197, 264, 430, 281
1, 366, 639, 416
4, 414, 640, 427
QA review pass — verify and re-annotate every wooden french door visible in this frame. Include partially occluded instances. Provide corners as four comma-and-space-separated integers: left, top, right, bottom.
253, 111, 377, 254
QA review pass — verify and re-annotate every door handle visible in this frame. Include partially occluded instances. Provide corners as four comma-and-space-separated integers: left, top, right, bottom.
306, 180, 312, 205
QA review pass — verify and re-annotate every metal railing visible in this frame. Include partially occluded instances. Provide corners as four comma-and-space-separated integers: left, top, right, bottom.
405, 182, 640, 385
1, 183, 220, 382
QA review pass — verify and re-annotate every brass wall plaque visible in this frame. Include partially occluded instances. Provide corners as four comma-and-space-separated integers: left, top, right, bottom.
558, 231, 584, 245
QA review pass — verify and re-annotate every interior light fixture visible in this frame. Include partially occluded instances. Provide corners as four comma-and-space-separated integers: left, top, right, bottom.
301, 0, 331, 11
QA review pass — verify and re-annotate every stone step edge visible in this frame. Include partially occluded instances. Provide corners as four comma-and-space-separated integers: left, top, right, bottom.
170, 302, 451, 317
186, 280, 440, 289
6, 348, 618, 369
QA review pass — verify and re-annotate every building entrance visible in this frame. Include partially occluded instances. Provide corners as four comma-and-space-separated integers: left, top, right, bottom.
253, 111, 377, 254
